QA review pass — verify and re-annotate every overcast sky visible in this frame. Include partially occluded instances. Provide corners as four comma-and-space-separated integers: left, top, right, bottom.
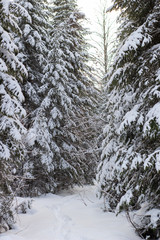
77, 0, 118, 77
77, 0, 113, 23
77, 0, 99, 22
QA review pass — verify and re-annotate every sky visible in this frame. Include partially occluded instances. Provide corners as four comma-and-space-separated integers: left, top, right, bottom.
77, 0, 100, 23
77, 0, 118, 81
77, 0, 117, 64
77, 0, 113, 26
77, 0, 117, 40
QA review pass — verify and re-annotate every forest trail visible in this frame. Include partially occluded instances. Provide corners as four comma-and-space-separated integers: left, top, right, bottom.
1, 186, 141, 240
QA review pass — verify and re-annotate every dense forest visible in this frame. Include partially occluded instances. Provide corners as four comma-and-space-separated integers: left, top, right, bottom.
0, 0, 160, 239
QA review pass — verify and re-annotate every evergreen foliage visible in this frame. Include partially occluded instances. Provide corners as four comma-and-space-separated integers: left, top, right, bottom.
14, 0, 54, 196
0, 0, 28, 231
97, 0, 160, 239
49, 0, 99, 189
15, 0, 49, 113
16, 0, 99, 196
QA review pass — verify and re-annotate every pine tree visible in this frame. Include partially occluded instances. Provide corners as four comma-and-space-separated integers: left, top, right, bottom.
97, 0, 160, 238
15, 0, 50, 114
49, 0, 99, 188
22, 0, 99, 195
13, 0, 53, 196
0, 0, 29, 231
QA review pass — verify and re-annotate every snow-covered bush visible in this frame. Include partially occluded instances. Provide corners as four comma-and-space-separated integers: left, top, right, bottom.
14, 197, 32, 214
0, 193, 32, 233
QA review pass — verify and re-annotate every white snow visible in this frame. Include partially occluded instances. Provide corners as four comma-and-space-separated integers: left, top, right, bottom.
23, 24, 32, 37
116, 189, 133, 214
0, 59, 8, 72
1, 0, 10, 15
116, 25, 152, 64
54, 71, 60, 80
0, 27, 18, 53
156, 69, 160, 81
51, 107, 59, 119
14, 2, 32, 24
146, 209, 160, 228
131, 154, 143, 169
144, 149, 160, 172
143, 102, 160, 136
0, 141, 10, 160
1, 186, 141, 240
24, 2, 33, 10
118, 105, 140, 133
25, 128, 36, 146
27, 35, 35, 47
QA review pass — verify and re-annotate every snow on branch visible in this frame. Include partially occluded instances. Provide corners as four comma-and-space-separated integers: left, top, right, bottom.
115, 25, 152, 65
118, 104, 140, 133
143, 102, 160, 137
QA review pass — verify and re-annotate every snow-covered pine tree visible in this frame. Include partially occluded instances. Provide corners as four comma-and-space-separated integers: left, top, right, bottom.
15, 0, 49, 114
0, 0, 29, 231
23, 0, 99, 195
49, 0, 99, 188
13, 0, 53, 196
97, 0, 160, 238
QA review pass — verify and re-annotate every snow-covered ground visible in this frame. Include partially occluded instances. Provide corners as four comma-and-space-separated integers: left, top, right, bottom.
1, 186, 141, 240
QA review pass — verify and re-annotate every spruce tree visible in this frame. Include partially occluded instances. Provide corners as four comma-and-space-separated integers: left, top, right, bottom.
97, 0, 160, 238
15, 0, 50, 114
23, 0, 99, 195
0, 0, 29, 231
49, 0, 99, 189
13, 0, 53, 196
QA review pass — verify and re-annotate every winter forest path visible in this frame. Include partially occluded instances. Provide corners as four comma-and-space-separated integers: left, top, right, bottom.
1, 186, 141, 240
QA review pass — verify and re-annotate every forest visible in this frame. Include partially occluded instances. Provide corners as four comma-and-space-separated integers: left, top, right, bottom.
0, 0, 160, 239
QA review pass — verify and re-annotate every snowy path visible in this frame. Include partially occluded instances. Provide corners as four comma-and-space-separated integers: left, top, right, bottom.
1, 186, 141, 240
